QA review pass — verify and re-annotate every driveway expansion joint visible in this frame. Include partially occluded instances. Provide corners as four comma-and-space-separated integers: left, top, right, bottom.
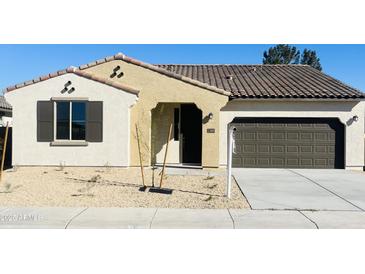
65, 207, 89, 229
298, 210, 319, 229
149, 208, 158, 229
227, 208, 236, 229
288, 169, 364, 212
232, 175, 252, 210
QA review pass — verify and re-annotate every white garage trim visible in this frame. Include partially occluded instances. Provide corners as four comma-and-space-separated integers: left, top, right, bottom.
220, 100, 365, 170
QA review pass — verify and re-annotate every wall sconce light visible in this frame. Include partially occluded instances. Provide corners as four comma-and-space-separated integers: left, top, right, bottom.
353, 115, 359, 122
208, 112, 213, 120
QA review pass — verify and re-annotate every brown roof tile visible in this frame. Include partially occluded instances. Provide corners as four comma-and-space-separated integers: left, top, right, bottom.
157, 64, 365, 99
3, 53, 364, 100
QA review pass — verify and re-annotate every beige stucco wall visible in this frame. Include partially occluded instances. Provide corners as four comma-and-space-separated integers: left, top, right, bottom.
5, 74, 137, 166
220, 100, 365, 170
151, 103, 180, 164
85, 60, 228, 168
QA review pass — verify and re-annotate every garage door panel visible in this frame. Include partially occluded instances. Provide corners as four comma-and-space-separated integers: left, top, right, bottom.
287, 158, 299, 166
258, 132, 270, 140
300, 132, 313, 140
300, 146, 313, 153
243, 158, 256, 166
287, 132, 299, 140
244, 132, 256, 140
287, 146, 299, 153
272, 132, 285, 140
231, 118, 344, 169
315, 132, 328, 141
232, 157, 243, 166
258, 145, 270, 153
272, 145, 285, 153
314, 146, 325, 153
243, 144, 255, 153
257, 158, 270, 165
234, 131, 242, 140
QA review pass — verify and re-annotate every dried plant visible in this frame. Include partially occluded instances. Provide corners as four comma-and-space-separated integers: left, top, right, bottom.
204, 172, 215, 180
4, 183, 11, 193
57, 161, 66, 171
104, 162, 111, 173
206, 182, 218, 189
202, 195, 213, 201
73, 176, 100, 198
83, 181, 96, 197
88, 174, 102, 183
12, 165, 19, 172
0, 182, 21, 193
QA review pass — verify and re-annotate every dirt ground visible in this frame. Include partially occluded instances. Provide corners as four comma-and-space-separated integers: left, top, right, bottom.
0, 167, 249, 209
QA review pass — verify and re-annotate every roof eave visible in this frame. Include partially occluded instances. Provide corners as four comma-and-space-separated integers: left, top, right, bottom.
229, 97, 365, 102
4, 69, 140, 96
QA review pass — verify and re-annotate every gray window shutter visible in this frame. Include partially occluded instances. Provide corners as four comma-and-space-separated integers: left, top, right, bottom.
37, 101, 54, 142
86, 101, 103, 142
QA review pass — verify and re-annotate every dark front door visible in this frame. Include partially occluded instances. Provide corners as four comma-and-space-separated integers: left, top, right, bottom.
180, 104, 202, 164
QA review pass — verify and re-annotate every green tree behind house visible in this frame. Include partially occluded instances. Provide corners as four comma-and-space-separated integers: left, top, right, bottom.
263, 44, 300, 65
300, 49, 322, 71
263, 44, 322, 71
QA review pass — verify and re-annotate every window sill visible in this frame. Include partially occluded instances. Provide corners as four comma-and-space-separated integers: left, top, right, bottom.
50, 141, 89, 147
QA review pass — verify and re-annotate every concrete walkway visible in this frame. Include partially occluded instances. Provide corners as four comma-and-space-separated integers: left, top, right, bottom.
2, 207, 365, 228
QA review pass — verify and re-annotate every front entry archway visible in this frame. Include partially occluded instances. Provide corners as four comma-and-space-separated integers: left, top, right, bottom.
151, 103, 202, 166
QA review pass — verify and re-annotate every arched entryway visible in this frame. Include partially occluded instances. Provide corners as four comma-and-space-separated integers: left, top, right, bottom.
151, 103, 202, 166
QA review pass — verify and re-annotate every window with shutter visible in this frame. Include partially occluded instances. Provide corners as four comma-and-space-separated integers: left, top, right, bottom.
86, 101, 103, 142
37, 101, 54, 142
37, 100, 102, 143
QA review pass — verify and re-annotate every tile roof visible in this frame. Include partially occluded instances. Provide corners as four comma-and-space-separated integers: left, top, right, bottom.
0, 96, 11, 111
156, 64, 365, 99
4, 65, 139, 96
3, 53, 364, 100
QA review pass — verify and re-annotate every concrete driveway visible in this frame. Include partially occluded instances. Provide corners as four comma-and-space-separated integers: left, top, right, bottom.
233, 168, 365, 211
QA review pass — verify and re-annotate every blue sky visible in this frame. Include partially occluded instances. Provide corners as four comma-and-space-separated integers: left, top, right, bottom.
1, 45, 365, 93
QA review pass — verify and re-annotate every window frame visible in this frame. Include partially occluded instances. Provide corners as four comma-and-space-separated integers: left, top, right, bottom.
53, 99, 88, 143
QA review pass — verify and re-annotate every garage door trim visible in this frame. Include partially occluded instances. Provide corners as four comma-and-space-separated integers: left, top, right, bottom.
230, 117, 345, 169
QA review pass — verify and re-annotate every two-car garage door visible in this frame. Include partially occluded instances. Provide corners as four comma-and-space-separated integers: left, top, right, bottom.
231, 118, 345, 169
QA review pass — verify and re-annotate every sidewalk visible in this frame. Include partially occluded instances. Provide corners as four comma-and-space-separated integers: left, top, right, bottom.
1, 207, 365, 229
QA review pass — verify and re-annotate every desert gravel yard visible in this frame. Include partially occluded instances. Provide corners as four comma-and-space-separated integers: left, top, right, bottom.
0, 167, 248, 209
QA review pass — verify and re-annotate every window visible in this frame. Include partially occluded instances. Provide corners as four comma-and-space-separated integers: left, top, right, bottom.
56, 102, 70, 139
173, 108, 180, 141
56, 101, 86, 140
72, 102, 86, 140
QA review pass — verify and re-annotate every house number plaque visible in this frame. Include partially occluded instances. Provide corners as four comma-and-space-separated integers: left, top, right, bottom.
207, 128, 215, 133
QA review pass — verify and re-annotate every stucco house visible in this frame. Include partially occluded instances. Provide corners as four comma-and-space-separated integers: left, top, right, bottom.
3, 53, 365, 170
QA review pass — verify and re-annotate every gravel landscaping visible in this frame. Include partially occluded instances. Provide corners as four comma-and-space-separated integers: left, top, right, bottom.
0, 167, 249, 209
